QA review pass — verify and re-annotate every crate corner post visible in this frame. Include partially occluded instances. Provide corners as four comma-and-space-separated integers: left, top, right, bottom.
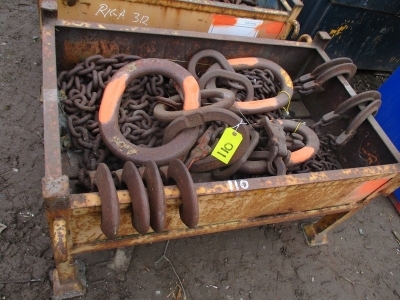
43, 175, 87, 299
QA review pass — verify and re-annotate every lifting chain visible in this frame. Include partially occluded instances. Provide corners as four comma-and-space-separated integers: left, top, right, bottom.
58, 51, 380, 238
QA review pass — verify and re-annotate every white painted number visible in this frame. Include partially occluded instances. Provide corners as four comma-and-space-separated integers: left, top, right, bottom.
228, 180, 249, 191
133, 12, 149, 26
140, 15, 149, 26
240, 180, 249, 189
133, 12, 140, 22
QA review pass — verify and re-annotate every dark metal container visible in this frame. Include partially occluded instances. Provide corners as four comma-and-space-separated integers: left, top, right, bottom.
296, 0, 400, 71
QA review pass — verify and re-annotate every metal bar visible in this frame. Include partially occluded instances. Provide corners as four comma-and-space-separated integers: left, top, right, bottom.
69, 165, 400, 210
71, 203, 356, 255
279, 0, 292, 12
42, 21, 62, 179
55, 17, 317, 48
289, 0, 304, 20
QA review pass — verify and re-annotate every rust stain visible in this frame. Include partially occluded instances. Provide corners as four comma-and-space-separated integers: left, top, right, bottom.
53, 218, 68, 263
61, 40, 120, 70
360, 147, 379, 165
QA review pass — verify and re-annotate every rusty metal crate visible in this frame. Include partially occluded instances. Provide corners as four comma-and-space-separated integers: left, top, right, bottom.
40, 3, 400, 299
52, 0, 302, 39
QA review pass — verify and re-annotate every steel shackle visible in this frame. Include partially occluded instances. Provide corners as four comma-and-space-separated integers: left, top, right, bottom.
204, 57, 294, 114
99, 58, 201, 166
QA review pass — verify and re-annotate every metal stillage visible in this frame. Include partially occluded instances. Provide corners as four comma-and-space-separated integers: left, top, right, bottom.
55, 0, 303, 39
39, 2, 400, 298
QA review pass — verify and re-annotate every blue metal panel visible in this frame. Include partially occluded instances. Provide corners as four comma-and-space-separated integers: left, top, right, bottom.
332, 0, 400, 15
375, 67, 400, 201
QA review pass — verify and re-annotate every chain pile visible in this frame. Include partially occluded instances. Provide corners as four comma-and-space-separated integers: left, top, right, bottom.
237, 68, 279, 100
59, 53, 343, 191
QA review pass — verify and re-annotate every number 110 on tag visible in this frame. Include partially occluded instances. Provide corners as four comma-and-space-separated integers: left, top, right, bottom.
211, 128, 243, 164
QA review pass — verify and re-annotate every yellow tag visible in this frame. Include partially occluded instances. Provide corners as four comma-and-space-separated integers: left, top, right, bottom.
211, 128, 243, 164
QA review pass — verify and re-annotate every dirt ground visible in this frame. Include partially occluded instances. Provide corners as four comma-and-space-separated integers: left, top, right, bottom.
0, 1, 400, 299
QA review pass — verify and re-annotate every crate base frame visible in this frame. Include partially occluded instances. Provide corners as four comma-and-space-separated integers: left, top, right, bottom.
47, 169, 400, 299
40, 13, 400, 299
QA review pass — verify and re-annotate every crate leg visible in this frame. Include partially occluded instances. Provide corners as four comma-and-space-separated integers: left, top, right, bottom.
50, 217, 87, 299
302, 184, 391, 247
43, 176, 87, 299
51, 260, 86, 300
302, 212, 348, 246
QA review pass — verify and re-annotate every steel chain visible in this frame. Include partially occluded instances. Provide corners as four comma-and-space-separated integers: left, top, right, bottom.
59, 54, 343, 190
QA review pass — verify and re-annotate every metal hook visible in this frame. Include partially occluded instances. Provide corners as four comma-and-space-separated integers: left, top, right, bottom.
294, 58, 357, 95
167, 159, 199, 228
335, 99, 382, 146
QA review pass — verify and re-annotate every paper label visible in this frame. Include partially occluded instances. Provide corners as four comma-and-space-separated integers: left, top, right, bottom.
211, 128, 243, 164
